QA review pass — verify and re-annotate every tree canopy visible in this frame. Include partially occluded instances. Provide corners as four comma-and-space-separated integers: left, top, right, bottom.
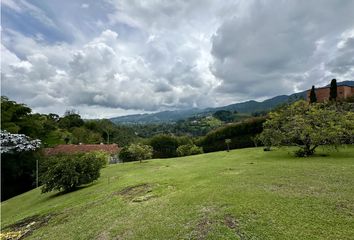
212, 110, 234, 122
259, 100, 354, 156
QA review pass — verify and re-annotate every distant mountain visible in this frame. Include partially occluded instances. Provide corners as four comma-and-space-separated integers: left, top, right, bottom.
110, 80, 353, 124
110, 108, 206, 124
326, 80, 354, 87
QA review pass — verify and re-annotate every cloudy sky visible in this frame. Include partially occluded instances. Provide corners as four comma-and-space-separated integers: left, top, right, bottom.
1, 0, 354, 118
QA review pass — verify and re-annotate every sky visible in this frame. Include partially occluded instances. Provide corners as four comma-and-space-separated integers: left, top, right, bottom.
1, 0, 354, 118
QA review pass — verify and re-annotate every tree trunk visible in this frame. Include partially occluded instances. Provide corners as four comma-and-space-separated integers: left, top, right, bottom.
303, 144, 315, 156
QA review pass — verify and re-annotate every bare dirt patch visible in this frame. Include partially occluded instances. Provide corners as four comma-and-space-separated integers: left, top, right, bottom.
96, 231, 110, 240
1, 214, 54, 240
187, 206, 217, 240
224, 214, 247, 240
220, 168, 243, 175
188, 210, 249, 240
189, 216, 215, 240
335, 200, 354, 216
114, 183, 156, 202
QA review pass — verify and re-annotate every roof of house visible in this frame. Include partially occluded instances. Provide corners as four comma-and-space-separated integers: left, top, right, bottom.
44, 144, 119, 156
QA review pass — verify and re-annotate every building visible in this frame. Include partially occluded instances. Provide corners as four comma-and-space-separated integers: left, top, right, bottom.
307, 85, 354, 102
44, 144, 120, 163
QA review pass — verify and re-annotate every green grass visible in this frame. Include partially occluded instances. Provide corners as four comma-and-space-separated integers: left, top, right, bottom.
1, 146, 354, 239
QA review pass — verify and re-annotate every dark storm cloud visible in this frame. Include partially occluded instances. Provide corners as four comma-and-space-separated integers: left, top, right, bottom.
327, 37, 354, 75
211, 0, 354, 98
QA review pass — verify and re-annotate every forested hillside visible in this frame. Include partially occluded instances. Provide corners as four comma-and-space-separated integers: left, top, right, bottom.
110, 80, 354, 124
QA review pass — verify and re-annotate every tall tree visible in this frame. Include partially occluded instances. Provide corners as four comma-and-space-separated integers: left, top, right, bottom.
329, 79, 337, 101
1, 96, 31, 134
58, 111, 84, 129
309, 85, 317, 103
259, 100, 354, 157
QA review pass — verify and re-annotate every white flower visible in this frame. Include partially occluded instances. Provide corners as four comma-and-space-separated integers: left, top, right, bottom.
1, 130, 41, 154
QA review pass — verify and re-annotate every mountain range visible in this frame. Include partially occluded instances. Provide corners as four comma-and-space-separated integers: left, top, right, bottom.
110, 81, 354, 124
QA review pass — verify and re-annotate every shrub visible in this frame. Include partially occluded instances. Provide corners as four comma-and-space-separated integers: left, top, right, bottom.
118, 146, 134, 162
176, 144, 203, 157
119, 144, 153, 163
148, 134, 179, 158
197, 117, 266, 152
40, 151, 107, 193
1, 130, 41, 154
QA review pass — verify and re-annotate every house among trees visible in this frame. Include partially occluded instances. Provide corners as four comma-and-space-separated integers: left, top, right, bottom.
307, 84, 354, 102
44, 144, 120, 163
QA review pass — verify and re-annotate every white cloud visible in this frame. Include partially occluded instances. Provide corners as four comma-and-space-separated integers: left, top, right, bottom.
1, 28, 219, 116
1, 0, 57, 28
1, 0, 22, 12
81, 3, 89, 9
211, 0, 354, 98
1, 0, 354, 118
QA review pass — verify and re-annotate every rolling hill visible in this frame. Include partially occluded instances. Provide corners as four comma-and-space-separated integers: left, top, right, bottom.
110, 80, 353, 124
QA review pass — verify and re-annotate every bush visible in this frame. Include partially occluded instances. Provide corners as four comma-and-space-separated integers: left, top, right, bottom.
197, 117, 266, 152
119, 144, 153, 163
176, 144, 203, 157
148, 134, 179, 158
118, 146, 134, 162
40, 151, 107, 193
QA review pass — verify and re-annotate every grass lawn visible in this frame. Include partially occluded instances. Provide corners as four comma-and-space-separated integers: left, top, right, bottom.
1, 146, 354, 239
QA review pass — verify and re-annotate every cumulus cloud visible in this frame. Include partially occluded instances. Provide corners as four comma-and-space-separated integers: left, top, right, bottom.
327, 32, 354, 77
211, 0, 354, 99
1, 28, 218, 115
1, 0, 354, 118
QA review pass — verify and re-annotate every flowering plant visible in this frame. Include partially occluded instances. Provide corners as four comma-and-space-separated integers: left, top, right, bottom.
1, 130, 41, 154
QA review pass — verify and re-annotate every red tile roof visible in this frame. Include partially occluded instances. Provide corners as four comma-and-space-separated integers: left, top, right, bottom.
44, 144, 119, 156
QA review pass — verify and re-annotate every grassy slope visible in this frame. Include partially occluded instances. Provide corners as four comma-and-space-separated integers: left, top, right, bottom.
1, 146, 354, 240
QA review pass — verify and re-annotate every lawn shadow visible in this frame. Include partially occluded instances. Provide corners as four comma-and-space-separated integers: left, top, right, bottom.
45, 182, 97, 199
267, 146, 352, 161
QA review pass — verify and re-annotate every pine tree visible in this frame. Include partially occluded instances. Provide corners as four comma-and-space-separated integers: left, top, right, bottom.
329, 79, 337, 101
309, 85, 317, 103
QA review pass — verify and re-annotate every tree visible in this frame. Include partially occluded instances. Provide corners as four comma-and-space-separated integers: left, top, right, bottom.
309, 85, 317, 103
213, 110, 234, 122
176, 144, 203, 157
149, 134, 179, 158
329, 79, 337, 101
58, 111, 84, 129
1, 130, 42, 200
259, 100, 354, 157
40, 151, 107, 193
84, 119, 137, 147
119, 144, 153, 163
1, 96, 32, 134
71, 127, 102, 144
225, 139, 231, 152
197, 117, 266, 153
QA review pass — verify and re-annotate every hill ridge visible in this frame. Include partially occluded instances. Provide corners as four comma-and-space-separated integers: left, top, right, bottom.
110, 80, 354, 124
